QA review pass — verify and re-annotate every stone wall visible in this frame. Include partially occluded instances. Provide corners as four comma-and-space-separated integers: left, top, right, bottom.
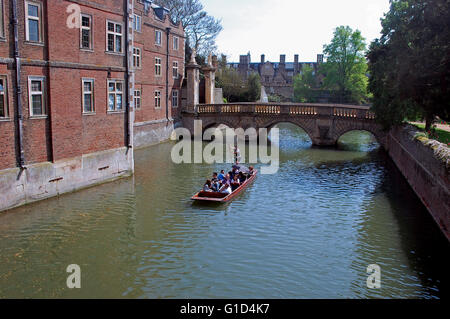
0, 147, 133, 212
133, 119, 174, 149
385, 125, 449, 240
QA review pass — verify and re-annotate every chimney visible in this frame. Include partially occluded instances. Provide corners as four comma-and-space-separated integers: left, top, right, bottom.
317, 54, 324, 64
294, 54, 299, 74
280, 54, 286, 64
261, 54, 265, 64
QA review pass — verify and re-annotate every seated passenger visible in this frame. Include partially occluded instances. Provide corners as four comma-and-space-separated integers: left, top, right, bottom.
230, 175, 240, 191
219, 182, 232, 194
248, 166, 255, 175
218, 170, 226, 182
211, 172, 220, 191
238, 171, 246, 182
203, 180, 213, 192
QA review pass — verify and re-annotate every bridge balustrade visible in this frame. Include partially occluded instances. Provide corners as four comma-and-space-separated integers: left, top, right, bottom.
191, 103, 375, 121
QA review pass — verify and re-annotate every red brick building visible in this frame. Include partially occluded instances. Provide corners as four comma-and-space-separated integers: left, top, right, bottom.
0, 0, 185, 211
133, 0, 185, 147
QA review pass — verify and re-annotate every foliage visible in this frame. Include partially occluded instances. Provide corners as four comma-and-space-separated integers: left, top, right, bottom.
411, 123, 450, 145
268, 95, 282, 103
367, 0, 450, 130
243, 73, 261, 102
322, 26, 369, 104
154, 0, 222, 55
216, 66, 261, 103
216, 67, 244, 102
293, 65, 317, 102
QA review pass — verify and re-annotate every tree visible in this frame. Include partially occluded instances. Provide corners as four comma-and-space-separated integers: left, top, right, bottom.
293, 65, 317, 102
367, 0, 450, 131
216, 65, 261, 103
322, 26, 369, 104
216, 67, 245, 102
154, 0, 223, 55
243, 73, 261, 102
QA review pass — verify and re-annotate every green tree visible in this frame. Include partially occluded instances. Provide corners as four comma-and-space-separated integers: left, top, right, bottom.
322, 26, 369, 104
216, 67, 245, 102
293, 65, 317, 102
367, 0, 450, 131
243, 73, 261, 102
216, 68, 261, 102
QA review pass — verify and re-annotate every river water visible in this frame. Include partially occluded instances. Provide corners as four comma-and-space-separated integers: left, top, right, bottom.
0, 124, 448, 298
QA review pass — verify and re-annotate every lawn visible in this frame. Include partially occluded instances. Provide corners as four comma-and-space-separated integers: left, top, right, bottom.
410, 123, 450, 146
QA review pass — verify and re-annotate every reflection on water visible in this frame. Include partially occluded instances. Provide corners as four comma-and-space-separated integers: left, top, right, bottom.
0, 124, 448, 298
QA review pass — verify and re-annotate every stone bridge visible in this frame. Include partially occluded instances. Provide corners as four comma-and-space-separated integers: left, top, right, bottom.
181, 103, 386, 147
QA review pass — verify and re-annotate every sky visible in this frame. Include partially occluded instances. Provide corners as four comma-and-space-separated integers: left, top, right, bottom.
202, 0, 391, 63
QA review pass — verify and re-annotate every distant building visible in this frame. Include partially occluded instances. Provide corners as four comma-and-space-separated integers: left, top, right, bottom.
229, 53, 324, 101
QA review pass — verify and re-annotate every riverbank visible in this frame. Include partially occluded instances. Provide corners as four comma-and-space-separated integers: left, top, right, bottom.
385, 125, 449, 240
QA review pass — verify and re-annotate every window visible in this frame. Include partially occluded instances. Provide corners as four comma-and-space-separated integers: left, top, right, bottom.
106, 21, 123, 53
134, 90, 141, 109
133, 14, 141, 32
28, 77, 45, 116
155, 30, 162, 46
155, 57, 161, 76
25, 1, 42, 42
0, 76, 7, 118
133, 47, 141, 68
80, 14, 92, 50
154, 91, 161, 108
173, 36, 179, 50
172, 61, 178, 79
107, 80, 123, 112
172, 90, 178, 108
0, 0, 4, 38
82, 79, 94, 113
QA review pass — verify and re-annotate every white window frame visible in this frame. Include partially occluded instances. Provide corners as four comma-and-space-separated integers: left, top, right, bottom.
0, 0, 5, 39
82, 78, 95, 114
173, 36, 179, 50
155, 57, 162, 76
80, 14, 93, 50
25, 1, 43, 43
107, 79, 124, 112
134, 89, 141, 110
0, 75, 8, 118
133, 14, 141, 32
172, 90, 178, 108
172, 61, 178, 79
155, 29, 162, 46
28, 76, 46, 117
106, 20, 123, 54
133, 47, 141, 68
154, 90, 161, 108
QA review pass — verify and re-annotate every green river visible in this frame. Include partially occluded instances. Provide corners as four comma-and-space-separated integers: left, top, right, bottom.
0, 124, 448, 298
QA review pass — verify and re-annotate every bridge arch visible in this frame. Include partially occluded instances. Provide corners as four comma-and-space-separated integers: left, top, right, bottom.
332, 121, 386, 146
263, 119, 315, 143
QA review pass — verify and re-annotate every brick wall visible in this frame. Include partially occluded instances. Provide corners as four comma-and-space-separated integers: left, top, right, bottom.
133, 0, 185, 125
0, 0, 184, 170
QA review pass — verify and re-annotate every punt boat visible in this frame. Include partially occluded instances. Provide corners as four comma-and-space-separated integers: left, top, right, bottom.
191, 170, 257, 203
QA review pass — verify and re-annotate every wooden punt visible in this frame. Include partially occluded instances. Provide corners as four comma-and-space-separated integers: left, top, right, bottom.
191, 170, 257, 202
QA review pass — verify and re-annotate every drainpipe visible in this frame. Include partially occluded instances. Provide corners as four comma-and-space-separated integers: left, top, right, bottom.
11, 0, 25, 168
124, 1, 133, 149
165, 27, 170, 121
